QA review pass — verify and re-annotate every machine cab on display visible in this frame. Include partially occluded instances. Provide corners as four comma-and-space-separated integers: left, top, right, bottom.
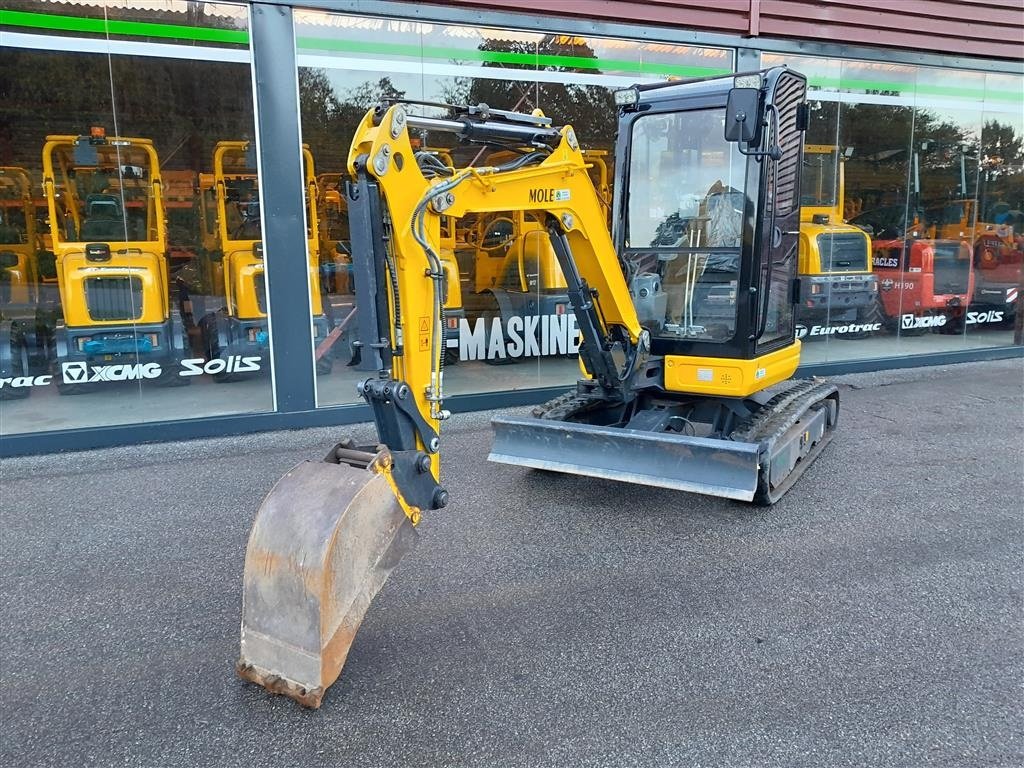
795, 145, 876, 329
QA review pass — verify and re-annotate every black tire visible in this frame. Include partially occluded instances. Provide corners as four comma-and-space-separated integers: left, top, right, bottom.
480, 312, 516, 366
154, 362, 190, 387
483, 352, 517, 366
199, 310, 243, 383
898, 310, 936, 337
0, 323, 31, 401
55, 377, 95, 396
839, 298, 885, 340
150, 311, 192, 386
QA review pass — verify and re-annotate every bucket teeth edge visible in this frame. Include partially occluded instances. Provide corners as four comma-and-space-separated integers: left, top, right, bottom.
236, 660, 325, 709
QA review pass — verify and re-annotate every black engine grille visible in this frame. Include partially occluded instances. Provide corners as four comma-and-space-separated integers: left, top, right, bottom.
818, 232, 868, 272
85, 276, 143, 321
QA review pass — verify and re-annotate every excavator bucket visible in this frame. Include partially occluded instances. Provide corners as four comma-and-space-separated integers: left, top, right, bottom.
237, 456, 416, 708
489, 416, 762, 501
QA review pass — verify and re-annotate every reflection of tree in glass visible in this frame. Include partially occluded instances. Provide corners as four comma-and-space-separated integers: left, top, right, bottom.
841, 104, 970, 163
0, 49, 253, 176
981, 120, 1023, 180
298, 68, 347, 171
298, 72, 407, 173
440, 35, 617, 152
345, 77, 407, 108
980, 120, 1024, 221
839, 104, 981, 211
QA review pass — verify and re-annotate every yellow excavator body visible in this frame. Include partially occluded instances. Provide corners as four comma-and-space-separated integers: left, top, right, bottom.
238, 103, 635, 707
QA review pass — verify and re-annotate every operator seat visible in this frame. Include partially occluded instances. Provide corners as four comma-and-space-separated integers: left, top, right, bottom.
80, 193, 129, 241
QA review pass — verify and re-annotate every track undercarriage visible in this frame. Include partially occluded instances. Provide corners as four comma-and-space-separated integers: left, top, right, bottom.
491, 378, 839, 504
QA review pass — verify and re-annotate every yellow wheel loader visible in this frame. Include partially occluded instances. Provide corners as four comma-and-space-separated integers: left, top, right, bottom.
239, 68, 838, 707
796, 145, 878, 336
0, 167, 47, 399
195, 141, 333, 379
42, 131, 189, 394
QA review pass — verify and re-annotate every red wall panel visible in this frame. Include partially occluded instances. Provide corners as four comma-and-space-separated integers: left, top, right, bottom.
429, 0, 1024, 61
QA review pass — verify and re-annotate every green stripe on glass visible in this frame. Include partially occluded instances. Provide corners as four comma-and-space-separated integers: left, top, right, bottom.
296, 35, 730, 77
3, 9, 1018, 102
808, 75, 1021, 103
0, 9, 248, 45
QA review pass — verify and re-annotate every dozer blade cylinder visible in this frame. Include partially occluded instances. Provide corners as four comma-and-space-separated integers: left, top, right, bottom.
238, 460, 417, 708
489, 416, 761, 501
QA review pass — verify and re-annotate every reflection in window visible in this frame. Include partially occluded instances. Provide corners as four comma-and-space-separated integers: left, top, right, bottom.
801, 146, 840, 208
626, 109, 746, 343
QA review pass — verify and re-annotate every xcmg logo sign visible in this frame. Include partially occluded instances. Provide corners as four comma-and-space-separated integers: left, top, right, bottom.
61, 361, 162, 383
56, 357, 263, 384
900, 313, 947, 330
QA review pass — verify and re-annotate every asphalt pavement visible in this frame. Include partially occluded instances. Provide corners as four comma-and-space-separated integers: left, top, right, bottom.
1, 359, 1022, 768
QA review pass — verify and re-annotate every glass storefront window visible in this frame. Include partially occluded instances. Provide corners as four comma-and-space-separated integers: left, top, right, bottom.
763, 52, 1023, 363
292, 9, 734, 407
0, 1, 272, 434
4, 3, 1017, 443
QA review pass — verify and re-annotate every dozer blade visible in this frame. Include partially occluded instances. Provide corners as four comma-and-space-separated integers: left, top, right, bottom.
238, 459, 417, 708
489, 416, 761, 501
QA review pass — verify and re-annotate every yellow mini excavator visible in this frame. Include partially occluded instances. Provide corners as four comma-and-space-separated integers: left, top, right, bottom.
239, 68, 838, 707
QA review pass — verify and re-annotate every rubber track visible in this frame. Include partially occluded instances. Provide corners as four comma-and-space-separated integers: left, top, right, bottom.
738, 380, 839, 504
732, 379, 832, 443
746, 381, 838, 444
531, 390, 592, 420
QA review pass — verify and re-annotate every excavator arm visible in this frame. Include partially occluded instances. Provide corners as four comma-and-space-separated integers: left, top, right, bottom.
239, 101, 645, 708
345, 104, 647, 436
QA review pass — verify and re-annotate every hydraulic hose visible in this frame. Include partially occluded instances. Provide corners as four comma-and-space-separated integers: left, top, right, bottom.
408, 151, 550, 418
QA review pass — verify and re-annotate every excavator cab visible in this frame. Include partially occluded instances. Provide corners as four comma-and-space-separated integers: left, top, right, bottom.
240, 68, 838, 707
626, 75, 803, 359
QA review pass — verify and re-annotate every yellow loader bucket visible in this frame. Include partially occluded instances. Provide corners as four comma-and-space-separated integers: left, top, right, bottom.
237, 451, 417, 708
